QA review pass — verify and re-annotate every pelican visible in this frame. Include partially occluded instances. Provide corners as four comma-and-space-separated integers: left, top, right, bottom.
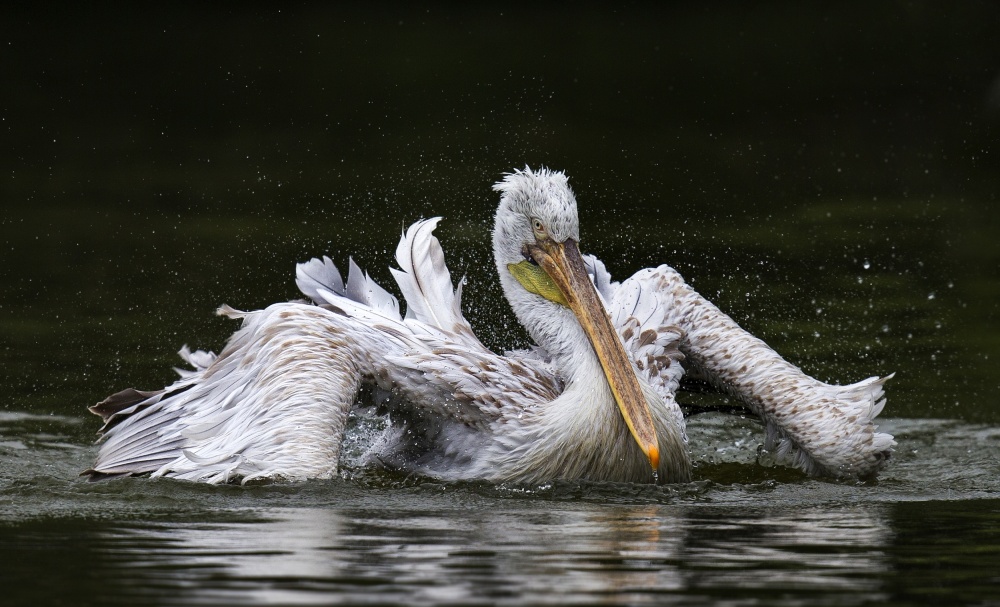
85, 167, 894, 484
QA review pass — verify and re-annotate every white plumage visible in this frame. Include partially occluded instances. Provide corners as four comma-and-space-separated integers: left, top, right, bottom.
86, 167, 894, 484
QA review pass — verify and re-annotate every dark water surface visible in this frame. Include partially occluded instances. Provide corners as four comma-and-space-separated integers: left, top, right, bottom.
3, 4, 1000, 605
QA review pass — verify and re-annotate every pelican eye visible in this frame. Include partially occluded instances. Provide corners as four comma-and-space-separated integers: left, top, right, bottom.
531, 218, 546, 237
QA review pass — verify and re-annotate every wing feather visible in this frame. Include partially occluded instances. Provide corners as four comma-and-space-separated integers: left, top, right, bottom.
88, 304, 367, 483
295, 255, 345, 302
89, 226, 559, 484
628, 264, 895, 478
390, 218, 482, 347
598, 265, 688, 450
583, 254, 618, 303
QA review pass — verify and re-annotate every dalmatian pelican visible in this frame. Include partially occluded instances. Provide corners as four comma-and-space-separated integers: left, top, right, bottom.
85, 167, 894, 484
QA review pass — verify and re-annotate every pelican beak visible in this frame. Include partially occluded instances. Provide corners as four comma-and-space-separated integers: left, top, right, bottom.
526, 238, 661, 471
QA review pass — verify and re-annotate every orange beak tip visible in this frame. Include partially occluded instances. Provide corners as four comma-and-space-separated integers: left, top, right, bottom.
647, 443, 660, 471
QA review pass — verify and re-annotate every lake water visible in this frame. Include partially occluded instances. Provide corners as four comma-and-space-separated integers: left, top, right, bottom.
3, 4, 999, 606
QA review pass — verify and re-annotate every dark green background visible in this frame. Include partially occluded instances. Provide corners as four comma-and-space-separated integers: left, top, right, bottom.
3, 3, 999, 424
2, 5, 1000, 606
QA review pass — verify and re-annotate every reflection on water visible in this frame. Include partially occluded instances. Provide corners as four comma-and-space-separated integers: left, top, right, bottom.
681, 508, 890, 596
1, 413, 995, 605
103, 509, 349, 606
80, 503, 891, 606
1, 398, 996, 606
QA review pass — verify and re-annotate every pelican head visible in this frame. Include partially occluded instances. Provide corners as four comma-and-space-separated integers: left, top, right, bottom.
492, 167, 661, 471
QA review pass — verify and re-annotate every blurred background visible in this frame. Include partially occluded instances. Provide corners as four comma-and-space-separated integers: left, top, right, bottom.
3, 2, 998, 428
4, 7, 1000, 604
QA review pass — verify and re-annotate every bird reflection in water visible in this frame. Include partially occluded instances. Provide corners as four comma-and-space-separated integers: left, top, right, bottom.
92, 501, 891, 604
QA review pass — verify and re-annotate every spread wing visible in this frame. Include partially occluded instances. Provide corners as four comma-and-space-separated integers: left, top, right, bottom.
86, 303, 366, 483
585, 255, 689, 449
620, 264, 895, 479
87, 220, 561, 484
300, 219, 563, 476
